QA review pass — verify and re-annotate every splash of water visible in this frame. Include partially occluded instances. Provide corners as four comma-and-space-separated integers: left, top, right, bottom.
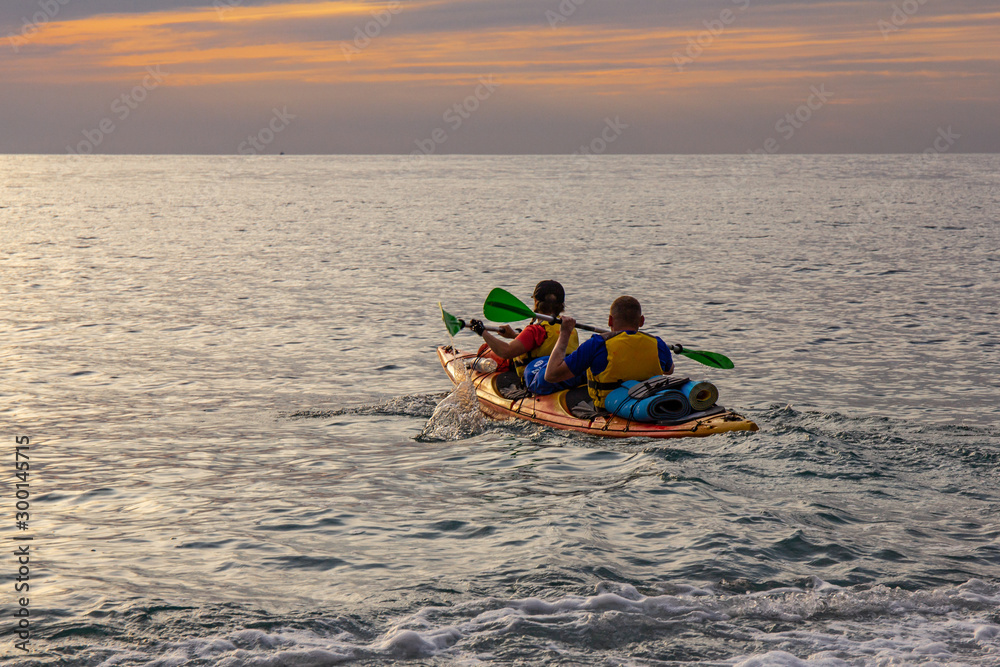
417, 360, 490, 441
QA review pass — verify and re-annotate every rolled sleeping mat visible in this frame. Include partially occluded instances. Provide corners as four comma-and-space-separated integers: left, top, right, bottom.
605, 381, 693, 422
680, 380, 719, 411
603, 382, 638, 417
640, 390, 692, 421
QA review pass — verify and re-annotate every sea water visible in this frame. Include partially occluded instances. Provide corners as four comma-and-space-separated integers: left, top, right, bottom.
1, 155, 998, 665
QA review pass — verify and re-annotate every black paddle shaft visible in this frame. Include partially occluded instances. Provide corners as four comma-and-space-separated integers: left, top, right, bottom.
531, 312, 611, 335
536, 314, 686, 355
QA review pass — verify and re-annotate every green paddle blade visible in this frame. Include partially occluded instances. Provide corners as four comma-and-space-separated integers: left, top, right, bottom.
679, 349, 734, 370
483, 288, 535, 322
439, 302, 463, 337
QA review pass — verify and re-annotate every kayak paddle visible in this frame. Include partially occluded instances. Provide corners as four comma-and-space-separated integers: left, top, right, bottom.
439, 303, 505, 336
481, 288, 735, 370
483, 288, 611, 334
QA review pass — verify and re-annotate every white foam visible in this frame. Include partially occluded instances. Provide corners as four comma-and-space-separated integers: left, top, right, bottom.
216, 648, 355, 666
228, 629, 290, 649
195, 639, 238, 657
97, 650, 153, 667
379, 626, 463, 657
90, 579, 1000, 665
145, 648, 195, 667
511, 596, 562, 615
733, 651, 850, 666
580, 592, 647, 613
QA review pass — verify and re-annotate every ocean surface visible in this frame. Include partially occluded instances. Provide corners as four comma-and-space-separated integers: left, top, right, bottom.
1, 155, 999, 666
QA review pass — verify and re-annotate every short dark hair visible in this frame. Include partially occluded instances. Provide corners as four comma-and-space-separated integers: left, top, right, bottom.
533, 280, 566, 317
534, 294, 565, 317
610, 295, 642, 328
532, 280, 565, 303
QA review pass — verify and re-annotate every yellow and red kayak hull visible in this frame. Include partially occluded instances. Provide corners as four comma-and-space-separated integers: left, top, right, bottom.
438, 346, 758, 439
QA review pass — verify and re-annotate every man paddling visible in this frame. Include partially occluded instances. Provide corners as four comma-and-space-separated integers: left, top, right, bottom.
545, 295, 674, 409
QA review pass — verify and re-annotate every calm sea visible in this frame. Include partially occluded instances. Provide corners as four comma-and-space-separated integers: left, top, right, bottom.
2, 155, 999, 665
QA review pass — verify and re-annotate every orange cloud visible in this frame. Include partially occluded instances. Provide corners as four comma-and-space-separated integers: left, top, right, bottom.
3, 0, 998, 109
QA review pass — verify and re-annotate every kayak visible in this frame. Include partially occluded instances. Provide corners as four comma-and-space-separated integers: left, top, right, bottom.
438, 346, 759, 439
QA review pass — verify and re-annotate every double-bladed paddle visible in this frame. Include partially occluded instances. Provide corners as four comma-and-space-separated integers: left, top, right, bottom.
481, 288, 735, 370
439, 302, 505, 337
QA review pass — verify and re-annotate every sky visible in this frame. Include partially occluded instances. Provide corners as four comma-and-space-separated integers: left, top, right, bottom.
1, 0, 998, 154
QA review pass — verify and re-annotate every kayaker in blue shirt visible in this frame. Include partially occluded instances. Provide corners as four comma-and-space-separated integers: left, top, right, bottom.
545, 296, 673, 409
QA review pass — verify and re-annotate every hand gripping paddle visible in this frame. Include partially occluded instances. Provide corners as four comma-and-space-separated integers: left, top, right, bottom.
439, 303, 504, 336
482, 288, 735, 370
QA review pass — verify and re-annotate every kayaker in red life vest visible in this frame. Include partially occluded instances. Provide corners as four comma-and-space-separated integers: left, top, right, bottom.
545, 295, 674, 409
469, 280, 582, 393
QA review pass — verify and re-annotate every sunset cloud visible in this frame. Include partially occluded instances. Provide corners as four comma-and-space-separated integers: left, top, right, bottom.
1, 0, 997, 152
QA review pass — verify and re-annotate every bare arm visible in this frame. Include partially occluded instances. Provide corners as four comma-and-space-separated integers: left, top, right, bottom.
544, 316, 577, 382
481, 329, 529, 359
496, 325, 518, 339
661, 339, 674, 375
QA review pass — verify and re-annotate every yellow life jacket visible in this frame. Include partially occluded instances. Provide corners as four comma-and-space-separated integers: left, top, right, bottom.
513, 321, 579, 381
586, 331, 664, 408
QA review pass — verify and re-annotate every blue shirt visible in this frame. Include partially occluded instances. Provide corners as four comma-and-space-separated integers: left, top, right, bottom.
563, 331, 672, 378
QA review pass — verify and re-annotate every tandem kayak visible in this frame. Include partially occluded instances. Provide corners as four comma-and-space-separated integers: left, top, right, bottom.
438, 346, 759, 439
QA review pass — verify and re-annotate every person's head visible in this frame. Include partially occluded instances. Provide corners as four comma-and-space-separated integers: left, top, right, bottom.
532, 280, 567, 317
609, 295, 644, 331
